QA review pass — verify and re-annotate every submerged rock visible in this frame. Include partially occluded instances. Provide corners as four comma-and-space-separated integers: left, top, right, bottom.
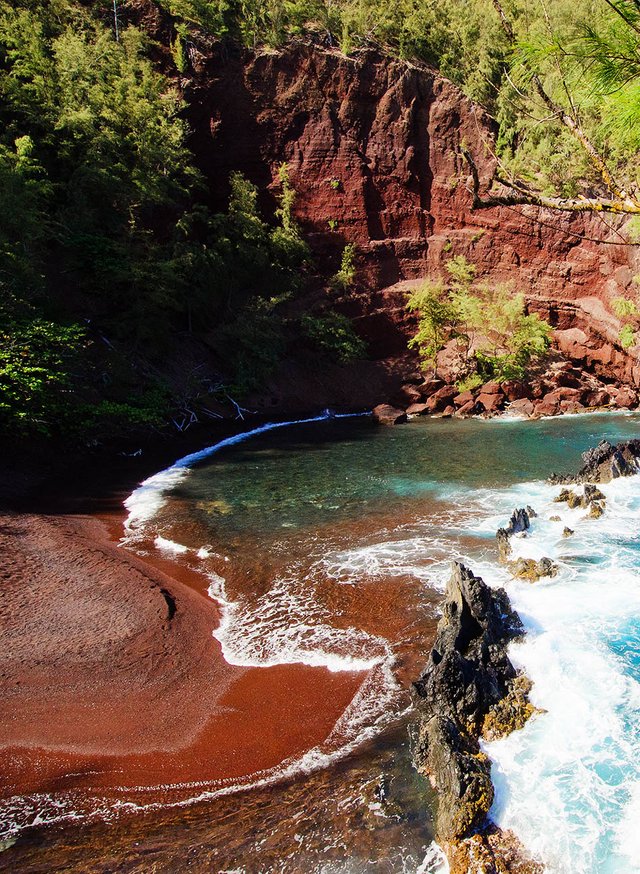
554, 483, 607, 516
412, 563, 531, 844
563, 527, 574, 538
508, 556, 558, 582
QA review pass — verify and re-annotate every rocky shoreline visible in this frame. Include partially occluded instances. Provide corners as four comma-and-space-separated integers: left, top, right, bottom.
372, 358, 639, 426
412, 437, 640, 872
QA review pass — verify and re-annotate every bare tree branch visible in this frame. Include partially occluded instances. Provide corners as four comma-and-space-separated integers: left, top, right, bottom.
462, 149, 640, 214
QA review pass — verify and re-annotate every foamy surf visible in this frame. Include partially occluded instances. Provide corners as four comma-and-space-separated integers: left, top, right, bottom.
206, 571, 391, 673
476, 475, 640, 873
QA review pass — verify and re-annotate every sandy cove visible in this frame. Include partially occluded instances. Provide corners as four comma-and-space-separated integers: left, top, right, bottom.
0, 506, 365, 807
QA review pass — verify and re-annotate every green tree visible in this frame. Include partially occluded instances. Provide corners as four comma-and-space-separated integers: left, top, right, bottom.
407, 257, 552, 379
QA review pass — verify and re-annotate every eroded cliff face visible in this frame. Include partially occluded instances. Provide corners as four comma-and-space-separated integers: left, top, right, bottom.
179, 40, 640, 392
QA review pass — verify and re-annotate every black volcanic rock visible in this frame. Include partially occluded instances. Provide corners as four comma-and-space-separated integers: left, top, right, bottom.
412, 563, 530, 842
496, 507, 532, 561
550, 439, 640, 484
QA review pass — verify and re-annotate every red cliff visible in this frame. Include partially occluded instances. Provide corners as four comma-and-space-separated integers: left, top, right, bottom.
181, 39, 640, 401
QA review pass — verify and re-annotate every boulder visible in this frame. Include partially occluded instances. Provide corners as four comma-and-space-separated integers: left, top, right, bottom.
501, 379, 529, 401
439, 405, 455, 417
508, 556, 558, 581
563, 527, 574, 537
560, 400, 585, 414
551, 439, 640, 484
508, 398, 535, 417
453, 389, 475, 407
534, 394, 560, 417
480, 381, 501, 395
555, 370, 584, 389
584, 388, 611, 408
392, 384, 423, 406
609, 385, 638, 409
420, 377, 444, 397
476, 391, 505, 414
413, 563, 531, 844
406, 402, 429, 416
425, 384, 457, 413
372, 404, 407, 425
554, 484, 606, 511
454, 400, 477, 417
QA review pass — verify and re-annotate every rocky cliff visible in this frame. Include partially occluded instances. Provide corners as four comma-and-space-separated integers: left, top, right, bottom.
176, 39, 640, 395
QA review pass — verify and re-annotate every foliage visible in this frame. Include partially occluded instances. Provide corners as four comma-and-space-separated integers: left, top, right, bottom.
300, 312, 366, 363
406, 279, 459, 369
619, 324, 636, 349
407, 257, 552, 379
611, 297, 638, 318
456, 373, 483, 393
332, 243, 357, 291
0, 1, 310, 438
0, 313, 86, 435
157, 0, 513, 107
220, 296, 287, 396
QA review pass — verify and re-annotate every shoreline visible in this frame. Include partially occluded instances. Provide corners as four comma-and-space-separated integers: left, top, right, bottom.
0, 414, 373, 836
3, 408, 639, 864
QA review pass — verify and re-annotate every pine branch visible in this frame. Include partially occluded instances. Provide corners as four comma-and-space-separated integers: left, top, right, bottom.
462, 149, 640, 214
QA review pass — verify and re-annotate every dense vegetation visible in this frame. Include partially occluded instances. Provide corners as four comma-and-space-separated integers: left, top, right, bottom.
0, 0, 320, 439
2, 0, 639, 439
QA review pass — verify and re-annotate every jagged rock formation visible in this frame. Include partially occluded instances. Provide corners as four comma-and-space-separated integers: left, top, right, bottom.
496, 508, 532, 562
412, 563, 541, 871
496, 508, 557, 580
550, 439, 640, 484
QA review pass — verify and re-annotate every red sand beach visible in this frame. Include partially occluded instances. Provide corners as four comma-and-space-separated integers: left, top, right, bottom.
0, 508, 365, 805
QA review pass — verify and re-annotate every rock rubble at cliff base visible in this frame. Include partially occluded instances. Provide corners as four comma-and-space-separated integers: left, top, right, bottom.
373, 361, 640, 425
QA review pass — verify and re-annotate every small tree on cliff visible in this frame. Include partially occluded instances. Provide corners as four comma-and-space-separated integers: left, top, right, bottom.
407, 257, 552, 380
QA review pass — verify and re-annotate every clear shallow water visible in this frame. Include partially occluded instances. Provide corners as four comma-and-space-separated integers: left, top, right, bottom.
6, 411, 640, 873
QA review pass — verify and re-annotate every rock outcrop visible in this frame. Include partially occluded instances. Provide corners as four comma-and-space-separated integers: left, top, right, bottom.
496, 508, 532, 562
550, 439, 640, 484
372, 403, 407, 425
412, 563, 541, 871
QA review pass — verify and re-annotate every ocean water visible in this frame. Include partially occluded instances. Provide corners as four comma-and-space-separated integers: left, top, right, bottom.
4, 411, 640, 873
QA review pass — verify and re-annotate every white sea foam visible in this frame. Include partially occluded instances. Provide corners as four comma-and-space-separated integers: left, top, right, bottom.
153, 536, 189, 554
416, 843, 449, 874
207, 569, 390, 673
477, 475, 640, 874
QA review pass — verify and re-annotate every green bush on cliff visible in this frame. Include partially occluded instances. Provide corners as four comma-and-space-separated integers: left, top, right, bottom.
407, 257, 552, 380
300, 312, 366, 363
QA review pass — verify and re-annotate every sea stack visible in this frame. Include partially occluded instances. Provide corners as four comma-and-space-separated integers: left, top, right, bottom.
412, 562, 542, 872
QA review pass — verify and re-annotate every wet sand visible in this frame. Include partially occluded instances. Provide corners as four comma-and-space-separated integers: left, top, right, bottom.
0, 509, 365, 803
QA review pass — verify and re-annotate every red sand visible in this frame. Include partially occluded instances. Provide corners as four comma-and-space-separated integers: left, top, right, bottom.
0, 510, 365, 802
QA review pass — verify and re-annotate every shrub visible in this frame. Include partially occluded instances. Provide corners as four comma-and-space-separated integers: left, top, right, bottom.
300, 312, 366, 363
